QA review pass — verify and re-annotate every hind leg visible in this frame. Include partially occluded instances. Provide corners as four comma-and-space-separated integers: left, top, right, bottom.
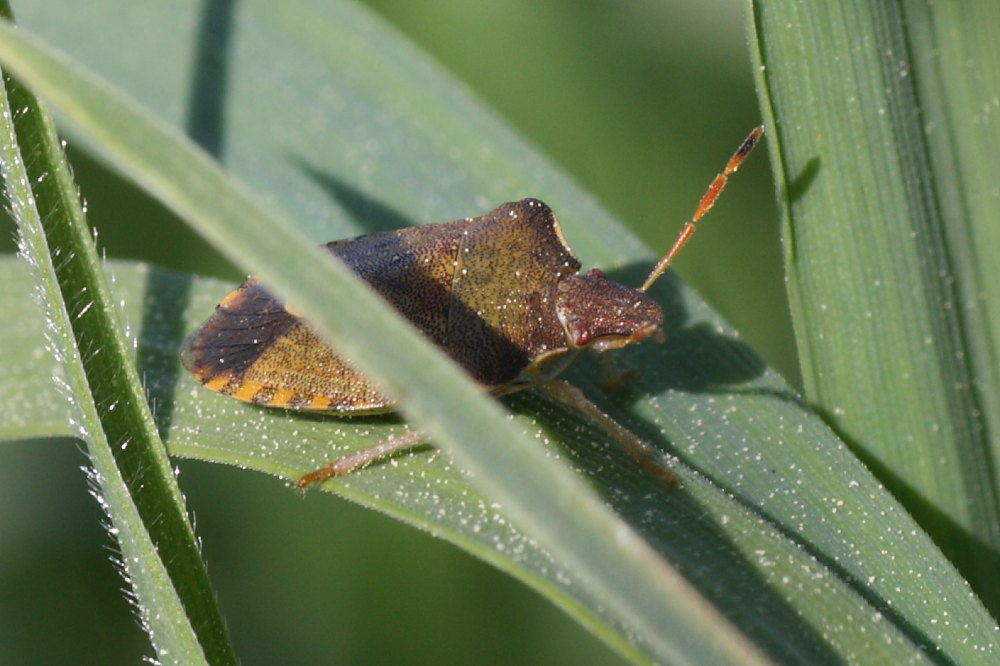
294, 428, 427, 491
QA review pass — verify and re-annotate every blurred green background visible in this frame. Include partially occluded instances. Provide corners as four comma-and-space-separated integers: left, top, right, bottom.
0, 1, 792, 664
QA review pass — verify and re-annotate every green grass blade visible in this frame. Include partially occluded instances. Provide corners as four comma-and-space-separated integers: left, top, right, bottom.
4, 255, 984, 665
0, 1, 998, 663
750, 0, 1000, 610
0, 8, 232, 666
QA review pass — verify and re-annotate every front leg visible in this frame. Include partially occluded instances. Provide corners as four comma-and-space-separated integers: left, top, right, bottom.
599, 352, 639, 392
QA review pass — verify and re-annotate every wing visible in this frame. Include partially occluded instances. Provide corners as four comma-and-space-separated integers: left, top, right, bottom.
181, 219, 471, 412
324, 220, 467, 349
180, 279, 392, 412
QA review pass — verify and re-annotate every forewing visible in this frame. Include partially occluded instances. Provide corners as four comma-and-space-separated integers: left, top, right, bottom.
181, 219, 474, 412
324, 221, 466, 348
180, 279, 392, 412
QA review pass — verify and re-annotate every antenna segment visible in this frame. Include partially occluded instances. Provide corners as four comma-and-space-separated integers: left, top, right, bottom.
640, 126, 764, 293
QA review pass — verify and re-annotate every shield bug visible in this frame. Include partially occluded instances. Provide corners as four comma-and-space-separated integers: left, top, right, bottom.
181, 127, 763, 489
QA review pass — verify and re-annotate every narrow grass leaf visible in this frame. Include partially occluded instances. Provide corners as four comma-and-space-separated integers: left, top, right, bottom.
0, 7, 232, 664
750, 0, 1000, 610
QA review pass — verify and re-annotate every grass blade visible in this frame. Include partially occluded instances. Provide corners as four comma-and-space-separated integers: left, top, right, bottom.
0, 5, 233, 664
750, 0, 1000, 610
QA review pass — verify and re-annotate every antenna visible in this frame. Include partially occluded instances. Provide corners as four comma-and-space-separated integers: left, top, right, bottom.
640, 126, 764, 293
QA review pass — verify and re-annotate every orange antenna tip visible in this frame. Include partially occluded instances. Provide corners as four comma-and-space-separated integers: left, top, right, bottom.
640, 126, 764, 293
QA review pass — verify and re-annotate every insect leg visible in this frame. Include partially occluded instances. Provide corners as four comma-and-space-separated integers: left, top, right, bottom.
598, 352, 639, 392
294, 428, 427, 491
538, 380, 678, 486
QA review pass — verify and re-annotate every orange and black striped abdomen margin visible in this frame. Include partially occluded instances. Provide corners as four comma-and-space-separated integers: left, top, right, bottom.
181, 280, 299, 402
180, 279, 391, 412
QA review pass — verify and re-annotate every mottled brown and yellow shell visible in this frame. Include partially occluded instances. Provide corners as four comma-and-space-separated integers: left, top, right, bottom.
180, 198, 648, 412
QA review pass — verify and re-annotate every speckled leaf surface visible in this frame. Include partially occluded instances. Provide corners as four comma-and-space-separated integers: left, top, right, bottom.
750, 0, 1000, 613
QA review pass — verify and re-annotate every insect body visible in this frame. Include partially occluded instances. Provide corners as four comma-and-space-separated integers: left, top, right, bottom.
181, 199, 662, 411
181, 127, 764, 488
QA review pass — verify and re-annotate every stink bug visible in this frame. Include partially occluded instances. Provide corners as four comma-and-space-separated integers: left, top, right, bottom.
181, 127, 763, 489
